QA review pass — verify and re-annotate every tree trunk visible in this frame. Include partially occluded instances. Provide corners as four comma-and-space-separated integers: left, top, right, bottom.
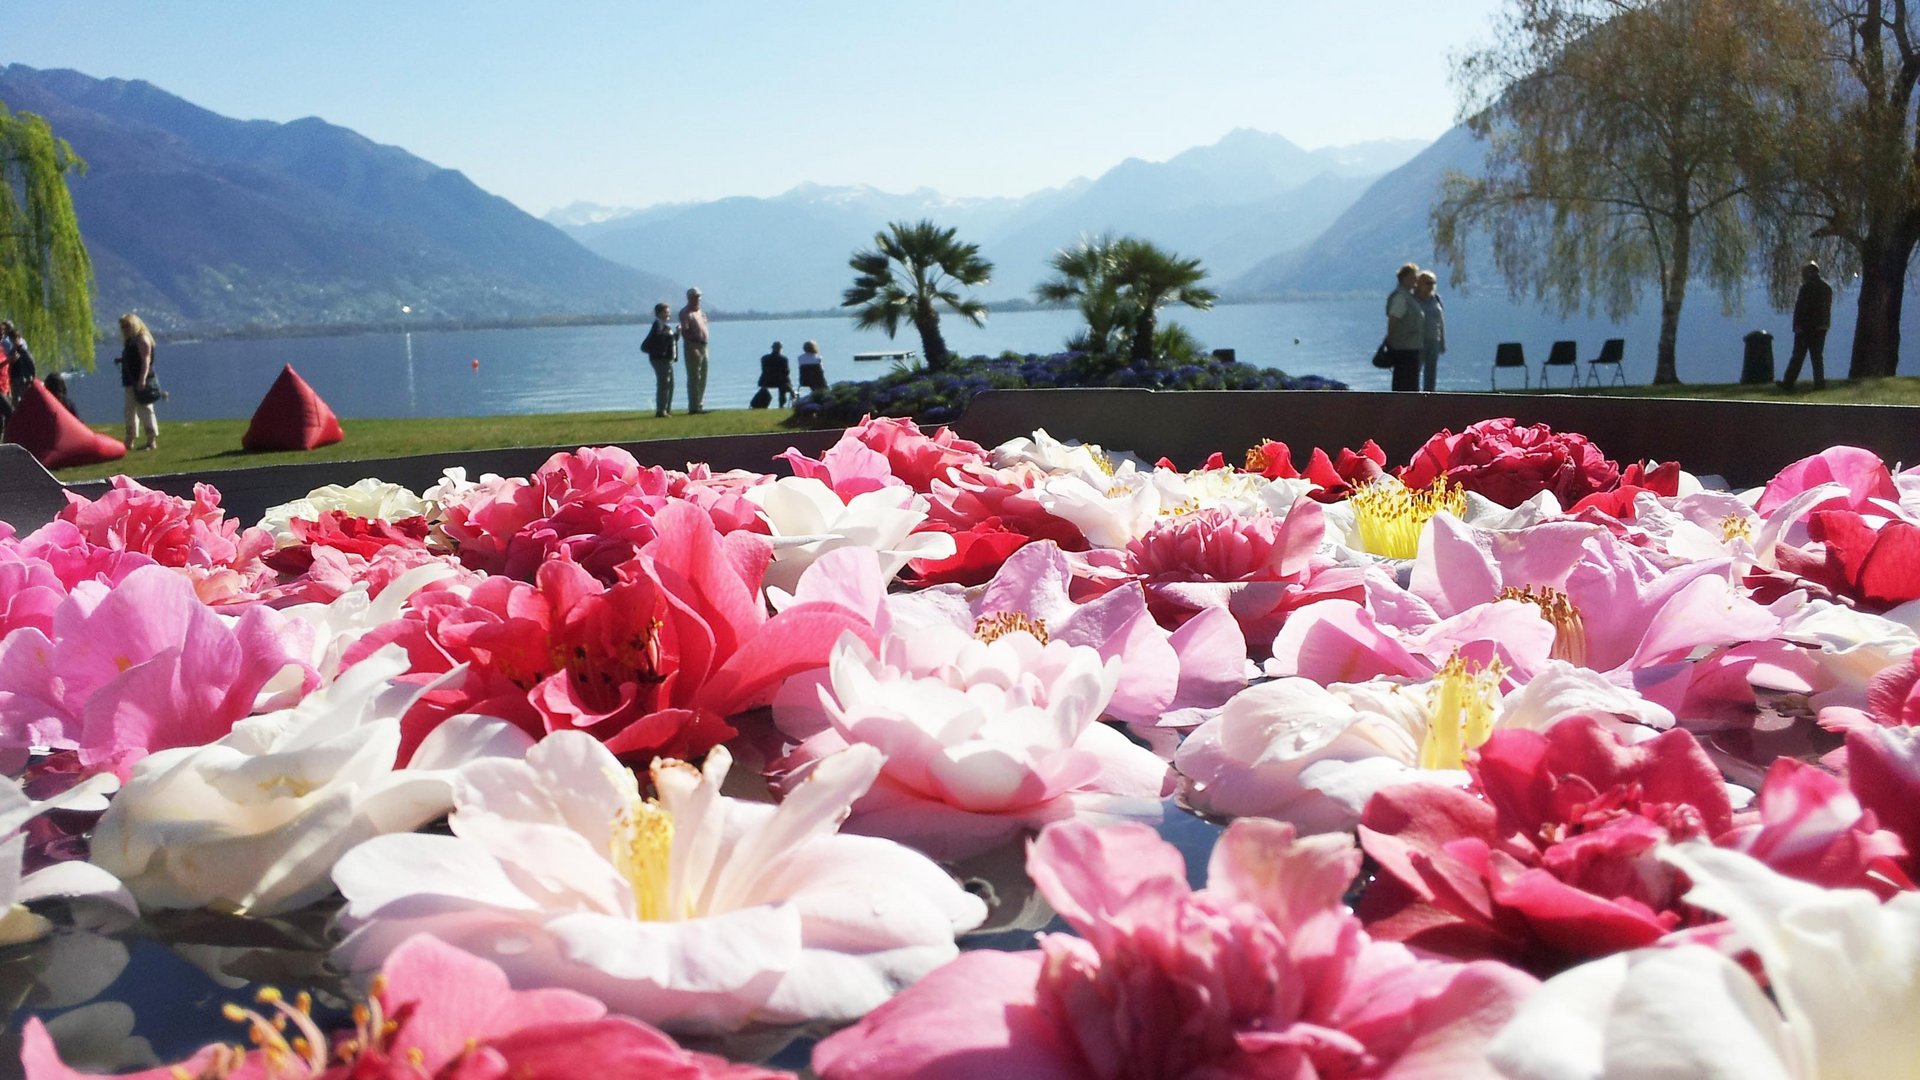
1652, 215, 1691, 385
914, 307, 949, 372
1130, 310, 1158, 365
1849, 228, 1916, 378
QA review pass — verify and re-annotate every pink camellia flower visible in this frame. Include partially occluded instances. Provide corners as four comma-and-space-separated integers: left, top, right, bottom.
775, 617, 1170, 860
54, 477, 275, 606
1357, 716, 1733, 975
1124, 498, 1367, 646
1719, 754, 1912, 896
1754, 444, 1900, 516
434, 448, 766, 583
843, 415, 990, 490
881, 541, 1246, 737
352, 500, 874, 764
20, 932, 792, 1079
0, 565, 318, 779
1397, 417, 1622, 509
813, 818, 1535, 1080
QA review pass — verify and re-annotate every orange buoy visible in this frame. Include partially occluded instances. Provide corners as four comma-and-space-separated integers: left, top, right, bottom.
471, 358, 480, 370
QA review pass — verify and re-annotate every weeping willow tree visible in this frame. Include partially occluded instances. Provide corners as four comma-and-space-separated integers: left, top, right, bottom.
1434, 0, 1826, 384
0, 104, 95, 372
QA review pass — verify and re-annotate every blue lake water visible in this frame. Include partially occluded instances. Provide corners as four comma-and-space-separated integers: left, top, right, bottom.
60, 289, 1919, 424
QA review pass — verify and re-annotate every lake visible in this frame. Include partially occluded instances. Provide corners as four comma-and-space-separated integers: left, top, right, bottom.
59, 289, 1918, 425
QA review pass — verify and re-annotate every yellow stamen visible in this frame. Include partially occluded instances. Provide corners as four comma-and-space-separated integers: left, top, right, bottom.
1418, 653, 1506, 770
1090, 447, 1116, 477
1720, 513, 1755, 545
1349, 478, 1466, 560
974, 611, 1049, 645
611, 796, 676, 922
1245, 446, 1270, 473
1159, 496, 1201, 517
1497, 585, 1589, 666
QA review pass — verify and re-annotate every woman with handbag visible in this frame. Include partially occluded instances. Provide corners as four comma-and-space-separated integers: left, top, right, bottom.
117, 312, 161, 451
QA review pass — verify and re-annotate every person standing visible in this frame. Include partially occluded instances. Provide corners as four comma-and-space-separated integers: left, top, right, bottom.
759, 341, 794, 408
642, 301, 680, 417
798, 340, 827, 398
116, 312, 159, 450
1780, 261, 1833, 392
1414, 270, 1447, 392
679, 286, 710, 414
1384, 263, 1425, 392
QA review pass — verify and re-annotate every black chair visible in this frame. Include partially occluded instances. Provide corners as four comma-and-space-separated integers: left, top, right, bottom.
1492, 342, 1529, 390
1586, 338, 1626, 386
1541, 340, 1579, 387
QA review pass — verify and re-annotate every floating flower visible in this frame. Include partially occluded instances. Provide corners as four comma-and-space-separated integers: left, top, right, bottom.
1753, 443, 1901, 516
88, 647, 533, 916
257, 478, 433, 548
1177, 658, 1670, 832
1397, 417, 1622, 509
20, 932, 795, 1078
745, 476, 956, 595
775, 616, 1170, 860
0, 565, 318, 779
884, 540, 1246, 736
1488, 843, 1920, 1080
334, 735, 985, 1033
1358, 717, 1732, 974
54, 477, 275, 606
350, 501, 874, 764
1124, 498, 1366, 647
813, 818, 1535, 1080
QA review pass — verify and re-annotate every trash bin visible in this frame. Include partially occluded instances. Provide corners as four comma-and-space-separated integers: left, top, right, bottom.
1211, 348, 1236, 364
1741, 331, 1775, 384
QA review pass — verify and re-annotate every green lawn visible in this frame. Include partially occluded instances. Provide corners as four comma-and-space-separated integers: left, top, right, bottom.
48, 375, 1920, 483
52, 408, 807, 482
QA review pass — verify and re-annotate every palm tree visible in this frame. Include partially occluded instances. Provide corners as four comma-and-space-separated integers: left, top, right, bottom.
1034, 233, 1126, 357
842, 220, 993, 372
1109, 238, 1217, 365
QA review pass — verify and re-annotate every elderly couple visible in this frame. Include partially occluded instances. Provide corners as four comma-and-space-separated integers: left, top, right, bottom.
1382, 263, 1447, 392
640, 286, 711, 417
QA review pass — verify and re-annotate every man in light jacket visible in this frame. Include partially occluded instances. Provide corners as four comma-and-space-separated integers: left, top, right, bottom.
680, 287, 711, 414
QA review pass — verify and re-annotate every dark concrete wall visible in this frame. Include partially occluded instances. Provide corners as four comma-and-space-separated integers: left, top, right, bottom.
4, 389, 1917, 532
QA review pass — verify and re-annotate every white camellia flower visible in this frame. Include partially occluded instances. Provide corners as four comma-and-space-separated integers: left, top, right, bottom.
1030, 462, 1165, 549
0, 773, 133, 945
1176, 661, 1671, 833
988, 428, 1143, 475
258, 478, 433, 547
1488, 842, 1920, 1080
744, 475, 955, 594
89, 647, 532, 917
1779, 596, 1920, 710
331, 734, 986, 1034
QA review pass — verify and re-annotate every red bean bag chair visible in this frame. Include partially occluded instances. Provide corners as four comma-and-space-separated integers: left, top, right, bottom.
4, 380, 126, 469
242, 365, 344, 451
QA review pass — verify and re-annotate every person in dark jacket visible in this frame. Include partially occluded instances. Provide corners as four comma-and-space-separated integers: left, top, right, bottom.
1779, 261, 1834, 392
759, 341, 795, 407
641, 302, 680, 417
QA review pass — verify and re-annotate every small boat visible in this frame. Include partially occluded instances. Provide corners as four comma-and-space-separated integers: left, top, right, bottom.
852, 350, 918, 363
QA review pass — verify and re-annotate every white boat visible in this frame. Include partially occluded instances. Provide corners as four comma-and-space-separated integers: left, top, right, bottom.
852, 350, 918, 363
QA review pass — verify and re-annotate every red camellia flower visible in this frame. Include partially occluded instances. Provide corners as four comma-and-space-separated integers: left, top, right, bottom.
1567, 460, 1683, 522
350, 500, 875, 764
261, 510, 433, 574
1781, 509, 1920, 612
1397, 418, 1621, 509
1357, 716, 1730, 975
1242, 438, 1388, 500
902, 516, 1039, 587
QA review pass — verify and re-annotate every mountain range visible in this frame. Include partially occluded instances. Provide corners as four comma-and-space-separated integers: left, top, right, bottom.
1, 64, 1473, 333
0, 65, 676, 334
553, 130, 1432, 311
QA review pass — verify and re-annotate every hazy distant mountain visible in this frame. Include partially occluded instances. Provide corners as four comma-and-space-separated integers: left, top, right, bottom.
1228, 125, 1487, 297
0, 65, 675, 334
554, 130, 1428, 311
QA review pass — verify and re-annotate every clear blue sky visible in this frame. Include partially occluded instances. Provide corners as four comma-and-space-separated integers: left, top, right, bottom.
7, 1, 1507, 216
